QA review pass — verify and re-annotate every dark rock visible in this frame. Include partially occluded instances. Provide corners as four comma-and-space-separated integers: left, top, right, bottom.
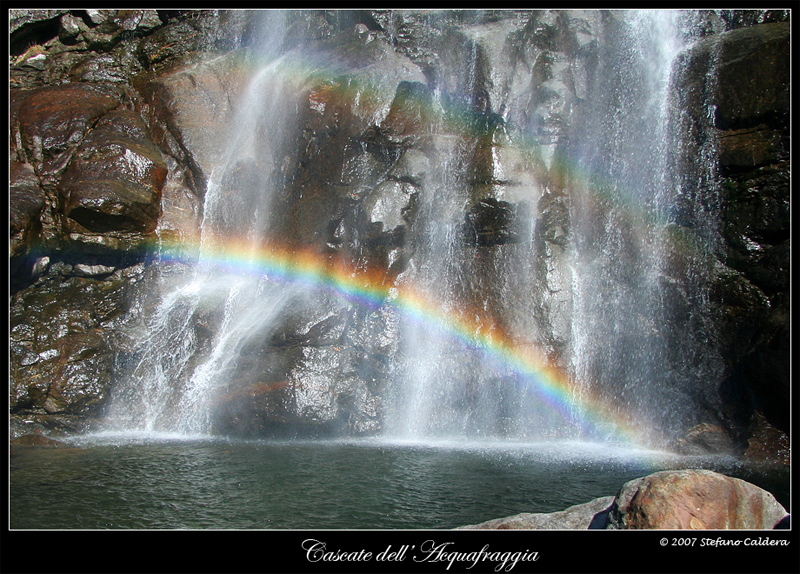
718, 126, 783, 172
10, 162, 46, 257
463, 197, 520, 246
9, 274, 136, 416
607, 469, 788, 529
13, 84, 119, 183
743, 412, 790, 466
676, 23, 789, 133
712, 23, 790, 131
670, 20, 790, 463
58, 109, 167, 237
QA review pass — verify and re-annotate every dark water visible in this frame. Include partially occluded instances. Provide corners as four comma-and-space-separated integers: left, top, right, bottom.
9, 434, 789, 530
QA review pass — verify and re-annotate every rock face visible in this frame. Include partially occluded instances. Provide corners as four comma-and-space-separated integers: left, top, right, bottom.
668, 21, 790, 460
461, 470, 789, 530
8, 10, 790, 452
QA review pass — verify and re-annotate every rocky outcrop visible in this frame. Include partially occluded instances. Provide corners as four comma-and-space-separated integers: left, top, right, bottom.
10, 162, 46, 258
669, 21, 790, 461
59, 109, 167, 239
461, 469, 789, 530
9, 266, 143, 417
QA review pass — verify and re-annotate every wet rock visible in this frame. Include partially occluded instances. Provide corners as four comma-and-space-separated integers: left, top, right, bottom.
5, 10, 793, 452
743, 412, 790, 466
58, 109, 166, 239
10, 433, 68, 448
72, 10, 163, 51
387, 148, 430, 186
281, 33, 426, 255
10, 162, 46, 257
364, 180, 416, 234
13, 84, 119, 184
139, 52, 248, 195
136, 11, 242, 71
671, 423, 737, 456
463, 197, 520, 246
671, 20, 790, 464
72, 264, 116, 277
212, 379, 297, 437
9, 274, 136, 416
458, 495, 614, 529
607, 469, 788, 529
155, 158, 203, 243
538, 187, 569, 237
10, 413, 99, 440
380, 81, 434, 146
67, 52, 140, 84
210, 292, 385, 438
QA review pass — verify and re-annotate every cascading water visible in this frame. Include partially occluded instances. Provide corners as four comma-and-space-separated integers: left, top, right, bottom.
567, 10, 720, 445
104, 10, 723, 448
104, 12, 316, 435
382, 10, 716, 446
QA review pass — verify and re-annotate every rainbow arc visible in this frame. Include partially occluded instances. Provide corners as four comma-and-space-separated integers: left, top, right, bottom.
157, 234, 661, 450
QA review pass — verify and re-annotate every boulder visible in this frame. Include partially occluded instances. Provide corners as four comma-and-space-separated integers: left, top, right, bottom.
458, 495, 614, 530
459, 470, 788, 530
607, 469, 788, 529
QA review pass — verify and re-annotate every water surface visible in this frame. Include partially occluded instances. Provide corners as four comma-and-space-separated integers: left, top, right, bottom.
10, 435, 789, 530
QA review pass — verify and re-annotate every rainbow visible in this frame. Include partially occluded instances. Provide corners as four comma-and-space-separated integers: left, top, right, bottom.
156, 234, 660, 450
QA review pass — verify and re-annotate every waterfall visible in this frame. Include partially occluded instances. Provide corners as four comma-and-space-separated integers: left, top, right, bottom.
104, 10, 723, 446
383, 10, 713, 445
567, 10, 712, 444
105, 12, 314, 434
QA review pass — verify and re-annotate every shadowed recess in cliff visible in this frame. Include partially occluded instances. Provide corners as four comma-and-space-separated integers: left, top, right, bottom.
154, 235, 659, 450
